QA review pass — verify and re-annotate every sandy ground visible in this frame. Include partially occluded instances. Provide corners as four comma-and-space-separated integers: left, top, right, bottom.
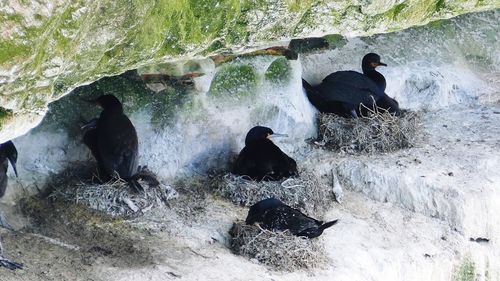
1, 105, 499, 281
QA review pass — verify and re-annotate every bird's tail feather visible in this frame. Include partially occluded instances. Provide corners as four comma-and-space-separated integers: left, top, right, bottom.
302, 78, 329, 112
319, 219, 339, 232
127, 178, 144, 193
134, 167, 160, 187
302, 79, 319, 103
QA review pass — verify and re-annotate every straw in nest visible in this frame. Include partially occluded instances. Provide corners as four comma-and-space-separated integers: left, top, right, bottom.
47, 163, 176, 218
212, 171, 334, 213
317, 109, 421, 154
229, 222, 329, 271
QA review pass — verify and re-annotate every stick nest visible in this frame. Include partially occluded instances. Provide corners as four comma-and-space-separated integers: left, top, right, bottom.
211, 171, 333, 213
317, 110, 421, 154
167, 176, 211, 222
47, 162, 176, 218
229, 222, 328, 271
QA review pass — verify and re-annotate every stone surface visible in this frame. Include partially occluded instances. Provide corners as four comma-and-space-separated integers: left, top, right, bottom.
0, 9, 499, 280
1, 1, 499, 141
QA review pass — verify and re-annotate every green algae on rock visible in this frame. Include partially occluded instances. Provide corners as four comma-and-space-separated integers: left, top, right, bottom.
34, 70, 195, 138
0, 107, 13, 129
0, 1, 499, 141
208, 63, 258, 99
454, 257, 475, 281
264, 56, 293, 84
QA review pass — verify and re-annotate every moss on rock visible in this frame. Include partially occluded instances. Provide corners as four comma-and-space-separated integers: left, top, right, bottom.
0, 107, 13, 129
35, 70, 194, 137
137, 63, 184, 76
0, 1, 498, 139
265, 56, 292, 84
183, 60, 203, 73
323, 34, 348, 49
208, 63, 258, 99
454, 257, 475, 281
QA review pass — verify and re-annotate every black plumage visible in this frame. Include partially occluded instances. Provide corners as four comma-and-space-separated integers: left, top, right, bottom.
82, 95, 142, 192
303, 53, 400, 117
0, 140, 23, 270
0, 141, 18, 198
81, 118, 104, 174
233, 126, 298, 181
246, 198, 338, 238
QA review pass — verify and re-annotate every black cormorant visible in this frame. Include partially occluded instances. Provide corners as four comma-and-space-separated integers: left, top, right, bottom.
83, 95, 143, 192
303, 53, 400, 117
0, 141, 17, 198
233, 126, 298, 181
246, 198, 338, 238
0, 141, 23, 270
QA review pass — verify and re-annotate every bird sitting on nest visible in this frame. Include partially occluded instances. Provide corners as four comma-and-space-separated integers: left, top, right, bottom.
302, 53, 400, 117
246, 198, 338, 238
81, 94, 147, 193
233, 126, 298, 181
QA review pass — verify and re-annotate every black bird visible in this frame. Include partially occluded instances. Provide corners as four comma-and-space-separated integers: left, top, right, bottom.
303, 53, 400, 117
246, 198, 338, 238
83, 95, 143, 192
233, 126, 298, 181
0, 141, 17, 198
0, 141, 23, 270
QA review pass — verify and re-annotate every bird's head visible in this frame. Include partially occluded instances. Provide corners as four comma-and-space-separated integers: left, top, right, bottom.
244, 126, 287, 146
362, 53, 387, 70
85, 94, 123, 111
1, 141, 18, 177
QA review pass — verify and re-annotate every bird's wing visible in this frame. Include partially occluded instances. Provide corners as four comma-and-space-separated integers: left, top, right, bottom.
246, 198, 285, 224
318, 71, 382, 105
233, 147, 257, 177
98, 115, 138, 178
269, 144, 297, 178
262, 206, 318, 235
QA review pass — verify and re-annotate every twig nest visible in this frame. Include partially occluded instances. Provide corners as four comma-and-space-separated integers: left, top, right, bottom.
229, 222, 329, 271
47, 163, 177, 218
50, 179, 176, 218
212, 171, 334, 213
50, 180, 176, 218
317, 110, 421, 154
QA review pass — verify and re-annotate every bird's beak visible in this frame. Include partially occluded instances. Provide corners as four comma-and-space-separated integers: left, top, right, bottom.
81, 118, 98, 131
268, 133, 288, 139
7, 155, 18, 177
378, 62, 387, 66
80, 123, 93, 131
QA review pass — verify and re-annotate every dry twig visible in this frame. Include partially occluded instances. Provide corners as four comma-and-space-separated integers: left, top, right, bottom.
317, 109, 421, 154
229, 222, 329, 271
47, 162, 175, 218
211, 171, 334, 213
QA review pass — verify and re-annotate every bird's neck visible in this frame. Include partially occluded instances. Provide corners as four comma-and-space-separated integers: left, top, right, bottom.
363, 67, 386, 92
103, 105, 124, 114
246, 138, 274, 147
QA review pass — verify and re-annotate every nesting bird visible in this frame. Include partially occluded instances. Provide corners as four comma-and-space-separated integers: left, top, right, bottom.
233, 126, 298, 181
303, 53, 400, 117
82, 94, 142, 192
246, 198, 338, 238
0, 140, 23, 270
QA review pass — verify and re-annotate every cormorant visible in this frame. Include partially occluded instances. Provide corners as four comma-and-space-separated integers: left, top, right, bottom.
246, 198, 338, 238
303, 53, 400, 117
0, 141, 17, 198
0, 141, 23, 270
233, 126, 298, 181
83, 94, 143, 192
